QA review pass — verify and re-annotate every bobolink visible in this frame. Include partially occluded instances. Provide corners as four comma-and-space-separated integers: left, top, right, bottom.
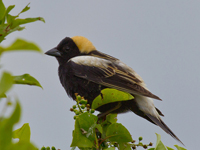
45, 36, 182, 144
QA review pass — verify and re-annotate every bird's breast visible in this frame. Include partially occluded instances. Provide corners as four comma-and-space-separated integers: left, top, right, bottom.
58, 64, 105, 105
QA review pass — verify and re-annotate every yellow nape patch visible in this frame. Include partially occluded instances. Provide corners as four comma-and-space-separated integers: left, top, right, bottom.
71, 36, 96, 53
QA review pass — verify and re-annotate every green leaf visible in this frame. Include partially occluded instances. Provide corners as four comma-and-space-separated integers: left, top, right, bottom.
5, 5, 15, 16
100, 114, 118, 139
7, 14, 17, 24
106, 114, 118, 124
0, 72, 13, 97
13, 74, 42, 88
6, 14, 17, 25
77, 112, 98, 142
13, 123, 31, 142
0, 5, 15, 27
154, 133, 167, 150
95, 124, 103, 134
166, 147, 174, 150
148, 148, 155, 150
174, 145, 186, 150
119, 142, 132, 150
0, 0, 6, 21
0, 93, 6, 98
1, 38, 42, 53
11, 17, 45, 28
0, 101, 21, 149
19, 3, 30, 14
106, 123, 132, 143
0, 5, 15, 25
70, 116, 94, 148
92, 88, 134, 109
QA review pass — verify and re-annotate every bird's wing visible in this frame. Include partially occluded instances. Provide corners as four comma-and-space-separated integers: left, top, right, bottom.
68, 56, 161, 100
89, 50, 146, 85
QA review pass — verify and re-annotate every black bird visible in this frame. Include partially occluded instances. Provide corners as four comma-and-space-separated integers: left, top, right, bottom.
45, 36, 183, 144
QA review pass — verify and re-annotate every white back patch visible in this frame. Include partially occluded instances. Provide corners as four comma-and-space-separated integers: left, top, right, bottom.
70, 56, 111, 68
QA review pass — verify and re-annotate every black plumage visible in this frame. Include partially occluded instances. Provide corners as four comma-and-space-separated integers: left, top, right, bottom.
45, 36, 183, 145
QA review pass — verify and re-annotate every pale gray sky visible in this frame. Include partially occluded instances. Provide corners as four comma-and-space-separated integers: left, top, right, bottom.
2, 0, 200, 149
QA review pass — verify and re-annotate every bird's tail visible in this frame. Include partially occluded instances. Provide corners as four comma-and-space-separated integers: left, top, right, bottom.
132, 95, 184, 145
145, 113, 184, 145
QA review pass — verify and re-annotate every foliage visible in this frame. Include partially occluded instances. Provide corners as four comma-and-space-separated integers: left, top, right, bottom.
0, 1, 44, 44
0, 1, 44, 150
70, 93, 186, 150
0, 101, 37, 150
0, 38, 42, 56
70, 94, 153, 150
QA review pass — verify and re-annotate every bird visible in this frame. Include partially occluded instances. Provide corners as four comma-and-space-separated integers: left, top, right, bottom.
45, 36, 183, 144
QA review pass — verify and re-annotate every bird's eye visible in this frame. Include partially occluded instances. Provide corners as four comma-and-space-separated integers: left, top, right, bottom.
63, 46, 70, 52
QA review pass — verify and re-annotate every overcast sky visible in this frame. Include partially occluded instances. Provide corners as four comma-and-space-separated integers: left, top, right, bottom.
2, 1, 200, 149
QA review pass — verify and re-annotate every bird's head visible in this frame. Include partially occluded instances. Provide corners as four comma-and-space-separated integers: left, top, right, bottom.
45, 36, 96, 64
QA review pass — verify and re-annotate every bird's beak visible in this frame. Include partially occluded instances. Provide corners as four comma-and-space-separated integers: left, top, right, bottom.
45, 48, 61, 57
